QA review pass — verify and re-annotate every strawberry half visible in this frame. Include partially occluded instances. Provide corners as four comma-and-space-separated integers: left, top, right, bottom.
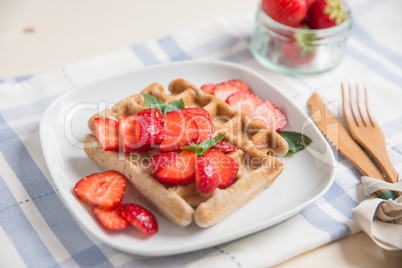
182, 112, 214, 144
196, 157, 219, 193
117, 203, 158, 234
200, 84, 215, 94
203, 150, 238, 189
227, 79, 252, 94
149, 152, 179, 173
136, 108, 165, 125
74, 170, 127, 210
155, 150, 196, 185
160, 111, 199, 152
251, 100, 288, 131
94, 118, 119, 151
119, 115, 167, 153
211, 141, 239, 154
92, 205, 130, 230
226, 91, 263, 116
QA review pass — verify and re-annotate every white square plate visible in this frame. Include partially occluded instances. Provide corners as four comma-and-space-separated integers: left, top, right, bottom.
40, 60, 335, 256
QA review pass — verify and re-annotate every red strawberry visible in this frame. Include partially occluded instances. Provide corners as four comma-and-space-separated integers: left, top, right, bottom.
149, 152, 179, 173
92, 205, 130, 230
203, 150, 238, 189
196, 157, 219, 193
226, 91, 263, 116
182, 112, 214, 144
119, 115, 167, 153
181, 107, 211, 120
262, 0, 308, 27
251, 100, 288, 131
227, 79, 252, 94
117, 203, 158, 234
211, 141, 239, 154
200, 84, 215, 94
136, 108, 165, 125
94, 118, 119, 151
74, 170, 127, 210
155, 150, 196, 185
307, 0, 347, 29
282, 41, 314, 64
213, 82, 241, 101
160, 111, 199, 152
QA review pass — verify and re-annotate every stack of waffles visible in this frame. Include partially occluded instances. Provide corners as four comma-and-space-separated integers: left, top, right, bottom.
83, 78, 288, 227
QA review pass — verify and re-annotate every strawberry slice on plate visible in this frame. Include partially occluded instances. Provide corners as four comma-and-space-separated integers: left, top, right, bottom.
203, 150, 239, 189
227, 79, 252, 94
226, 91, 263, 116
92, 205, 130, 230
136, 108, 165, 125
182, 111, 214, 144
181, 107, 211, 120
118, 203, 158, 234
119, 115, 167, 153
149, 152, 179, 172
74, 170, 127, 210
196, 157, 219, 193
211, 141, 239, 154
200, 84, 215, 94
213, 82, 241, 101
160, 111, 199, 152
251, 100, 288, 131
93, 117, 119, 151
155, 150, 196, 185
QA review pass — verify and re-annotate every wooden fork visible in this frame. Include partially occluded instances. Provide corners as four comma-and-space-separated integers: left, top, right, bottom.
342, 84, 399, 187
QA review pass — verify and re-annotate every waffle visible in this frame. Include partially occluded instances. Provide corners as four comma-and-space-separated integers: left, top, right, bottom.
83, 78, 288, 227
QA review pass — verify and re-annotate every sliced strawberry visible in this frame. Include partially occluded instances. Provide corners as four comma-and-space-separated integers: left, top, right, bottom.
117, 203, 158, 234
119, 115, 167, 153
160, 111, 199, 152
94, 118, 119, 151
182, 112, 214, 144
203, 150, 238, 189
181, 107, 211, 120
200, 84, 215, 94
74, 170, 127, 210
136, 108, 165, 125
226, 91, 263, 116
196, 157, 219, 193
149, 152, 179, 173
251, 100, 288, 131
155, 150, 196, 185
227, 79, 252, 94
213, 82, 241, 101
92, 205, 130, 230
211, 141, 239, 154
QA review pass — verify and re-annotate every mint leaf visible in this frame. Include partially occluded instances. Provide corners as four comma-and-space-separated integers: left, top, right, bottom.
163, 99, 185, 114
278, 131, 312, 153
180, 134, 225, 157
144, 94, 166, 112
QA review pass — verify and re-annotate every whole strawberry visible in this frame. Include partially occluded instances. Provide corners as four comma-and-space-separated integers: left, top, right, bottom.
262, 0, 309, 27
307, 0, 347, 29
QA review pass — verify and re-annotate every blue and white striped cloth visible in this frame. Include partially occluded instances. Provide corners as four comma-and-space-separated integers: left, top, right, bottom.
1, 0, 402, 267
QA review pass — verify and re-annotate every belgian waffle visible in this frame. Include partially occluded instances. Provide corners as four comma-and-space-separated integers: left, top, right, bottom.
83, 78, 288, 227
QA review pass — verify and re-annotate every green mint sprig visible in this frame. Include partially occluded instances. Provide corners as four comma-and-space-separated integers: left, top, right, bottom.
144, 94, 185, 114
180, 134, 225, 157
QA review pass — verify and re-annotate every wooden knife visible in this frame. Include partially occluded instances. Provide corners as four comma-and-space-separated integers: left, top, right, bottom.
308, 93, 396, 200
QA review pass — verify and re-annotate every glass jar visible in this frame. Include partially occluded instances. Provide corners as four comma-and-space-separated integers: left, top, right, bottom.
250, 1, 352, 75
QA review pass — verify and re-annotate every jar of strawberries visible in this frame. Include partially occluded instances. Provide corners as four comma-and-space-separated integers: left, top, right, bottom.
250, 0, 352, 75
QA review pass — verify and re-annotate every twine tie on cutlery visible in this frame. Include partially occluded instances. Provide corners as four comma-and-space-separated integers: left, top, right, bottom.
352, 177, 402, 251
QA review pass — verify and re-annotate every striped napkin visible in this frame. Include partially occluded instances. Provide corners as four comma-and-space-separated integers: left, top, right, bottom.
1, 1, 402, 267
